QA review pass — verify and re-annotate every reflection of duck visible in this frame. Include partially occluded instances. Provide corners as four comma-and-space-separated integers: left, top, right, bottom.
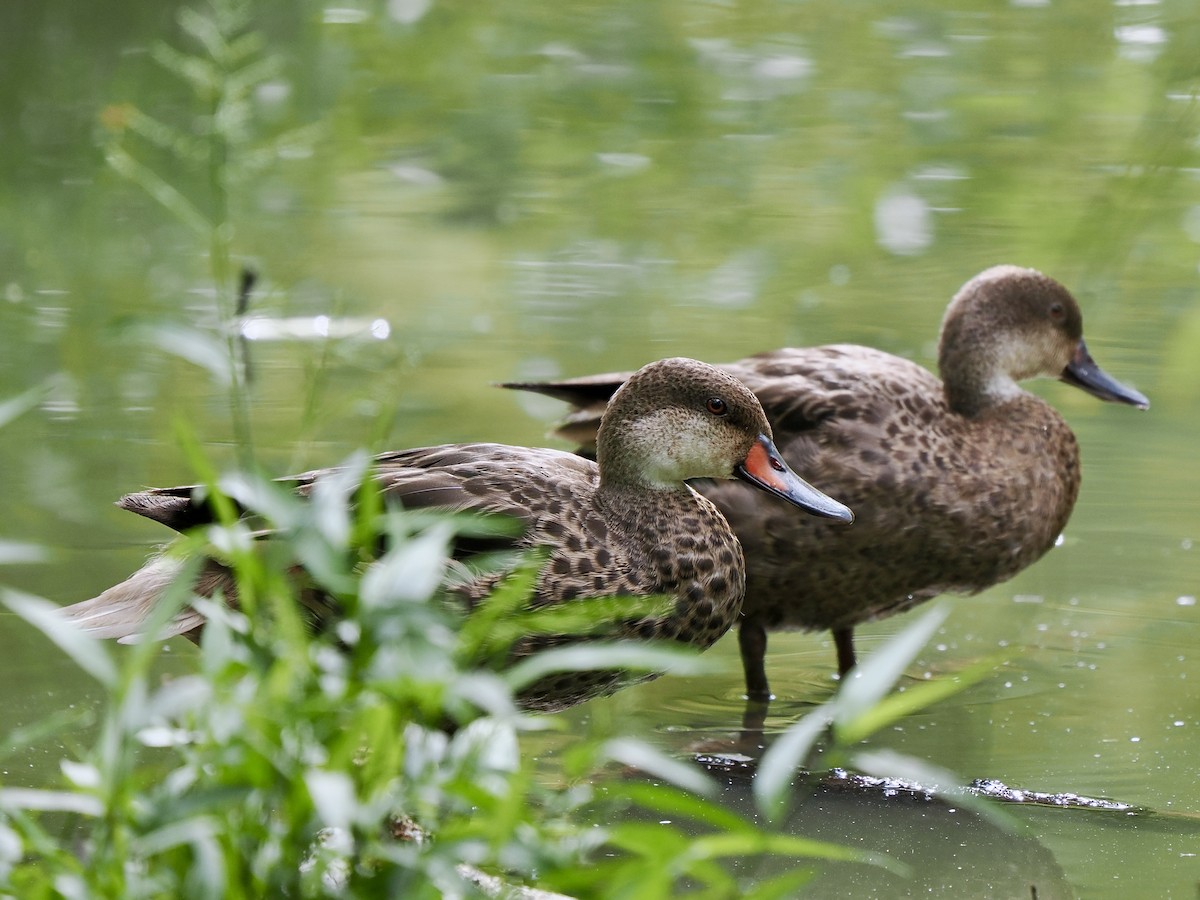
697, 761, 1077, 899
59, 357, 851, 712
505, 267, 1149, 699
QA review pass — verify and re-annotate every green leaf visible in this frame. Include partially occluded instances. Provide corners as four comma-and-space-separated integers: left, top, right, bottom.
176, 9, 229, 68
616, 781, 756, 835
454, 548, 547, 662
0, 789, 103, 817
834, 653, 1003, 745
741, 869, 819, 900
105, 146, 211, 235
129, 323, 232, 384
685, 831, 901, 873
753, 705, 834, 822
1, 590, 117, 687
306, 452, 369, 547
473, 592, 677, 663
218, 471, 298, 530
605, 821, 689, 858
124, 107, 209, 164
834, 603, 951, 725
601, 738, 715, 797
360, 521, 451, 607
0, 708, 94, 763
0, 379, 56, 429
504, 642, 709, 692
133, 815, 219, 856
226, 56, 283, 99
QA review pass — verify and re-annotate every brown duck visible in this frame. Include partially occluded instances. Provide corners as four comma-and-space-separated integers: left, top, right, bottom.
59, 357, 852, 712
505, 267, 1149, 700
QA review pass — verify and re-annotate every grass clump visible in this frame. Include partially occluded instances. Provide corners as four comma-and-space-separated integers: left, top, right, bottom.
0, 453, 887, 898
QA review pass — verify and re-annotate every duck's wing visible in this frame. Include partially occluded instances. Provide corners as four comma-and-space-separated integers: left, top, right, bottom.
117, 443, 598, 534
368, 443, 597, 526
721, 345, 917, 432
721, 345, 942, 473
502, 347, 920, 452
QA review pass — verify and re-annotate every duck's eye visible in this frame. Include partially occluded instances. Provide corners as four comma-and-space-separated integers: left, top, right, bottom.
705, 397, 728, 416
1048, 302, 1066, 322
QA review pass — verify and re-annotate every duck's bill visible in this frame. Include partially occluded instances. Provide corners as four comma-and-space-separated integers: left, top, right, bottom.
1060, 340, 1150, 409
736, 434, 854, 523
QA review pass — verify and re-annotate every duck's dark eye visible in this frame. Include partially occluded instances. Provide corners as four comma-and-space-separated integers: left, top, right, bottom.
1048, 302, 1066, 322
705, 397, 728, 416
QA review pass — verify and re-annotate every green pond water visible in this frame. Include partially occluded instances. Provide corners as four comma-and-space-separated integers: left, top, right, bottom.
2, 0, 1199, 895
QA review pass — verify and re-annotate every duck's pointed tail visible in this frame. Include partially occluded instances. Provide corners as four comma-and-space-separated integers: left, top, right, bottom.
59, 556, 209, 643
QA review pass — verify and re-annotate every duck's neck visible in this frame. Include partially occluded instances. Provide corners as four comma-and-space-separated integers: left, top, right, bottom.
939, 338, 1027, 417
942, 367, 1025, 417
596, 474, 691, 504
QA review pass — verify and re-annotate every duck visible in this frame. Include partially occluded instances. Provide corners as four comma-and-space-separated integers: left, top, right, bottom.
59, 357, 853, 712
504, 267, 1149, 700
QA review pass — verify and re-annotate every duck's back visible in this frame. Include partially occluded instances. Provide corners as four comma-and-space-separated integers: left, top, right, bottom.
703, 345, 1081, 631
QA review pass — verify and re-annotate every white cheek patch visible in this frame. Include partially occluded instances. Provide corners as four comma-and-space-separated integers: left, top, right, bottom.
627, 410, 732, 486
991, 329, 1070, 400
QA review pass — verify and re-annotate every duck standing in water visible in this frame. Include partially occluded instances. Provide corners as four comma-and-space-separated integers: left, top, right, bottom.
505, 267, 1149, 700
60, 357, 852, 712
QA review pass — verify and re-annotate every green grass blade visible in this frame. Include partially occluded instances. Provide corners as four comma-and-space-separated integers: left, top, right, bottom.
834, 603, 951, 724
504, 642, 709, 692
601, 738, 715, 797
753, 705, 834, 822
1, 590, 117, 688
0, 379, 56, 429
835, 653, 1003, 745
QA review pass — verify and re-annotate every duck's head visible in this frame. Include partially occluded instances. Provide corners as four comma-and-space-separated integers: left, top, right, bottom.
938, 266, 1149, 416
597, 357, 853, 522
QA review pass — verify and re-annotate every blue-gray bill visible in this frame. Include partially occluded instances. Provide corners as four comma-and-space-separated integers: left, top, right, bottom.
1060, 339, 1150, 409
735, 433, 855, 523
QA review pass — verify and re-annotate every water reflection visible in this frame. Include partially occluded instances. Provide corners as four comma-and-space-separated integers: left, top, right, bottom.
239, 314, 392, 341
715, 769, 1076, 900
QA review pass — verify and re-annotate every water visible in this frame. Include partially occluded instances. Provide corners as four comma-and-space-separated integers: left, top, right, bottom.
2, 0, 1199, 895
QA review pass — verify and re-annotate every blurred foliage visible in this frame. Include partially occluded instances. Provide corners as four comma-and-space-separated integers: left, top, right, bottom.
0, 452, 901, 898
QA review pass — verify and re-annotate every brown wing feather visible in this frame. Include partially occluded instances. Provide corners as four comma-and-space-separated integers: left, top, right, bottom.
117, 443, 600, 535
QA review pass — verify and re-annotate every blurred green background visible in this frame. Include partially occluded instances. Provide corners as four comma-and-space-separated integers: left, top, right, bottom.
1, 1, 1198, 896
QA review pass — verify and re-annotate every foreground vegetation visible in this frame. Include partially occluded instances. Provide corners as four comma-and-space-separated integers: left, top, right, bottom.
0, 453, 908, 898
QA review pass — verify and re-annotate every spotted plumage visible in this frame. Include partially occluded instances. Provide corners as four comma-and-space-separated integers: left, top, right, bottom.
504, 267, 1149, 699
60, 357, 851, 712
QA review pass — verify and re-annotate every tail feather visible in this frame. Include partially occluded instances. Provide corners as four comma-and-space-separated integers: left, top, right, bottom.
59, 556, 209, 643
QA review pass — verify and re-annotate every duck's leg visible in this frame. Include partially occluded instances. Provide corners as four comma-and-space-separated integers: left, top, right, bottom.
738, 617, 772, 701
833, 626, 856, 676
